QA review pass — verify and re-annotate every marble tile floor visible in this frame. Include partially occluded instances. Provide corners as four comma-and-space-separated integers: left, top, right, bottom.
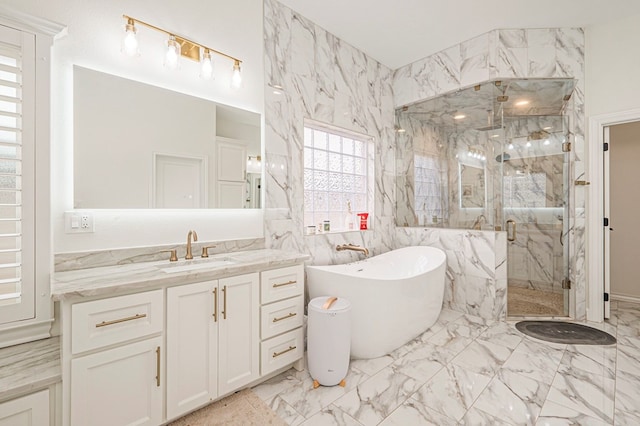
252, 300, 640, 425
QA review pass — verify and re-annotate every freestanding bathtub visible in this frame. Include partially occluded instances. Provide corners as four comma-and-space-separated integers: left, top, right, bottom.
306, 246, 447, 359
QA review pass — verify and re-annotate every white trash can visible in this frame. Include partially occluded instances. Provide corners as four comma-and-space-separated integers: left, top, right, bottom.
307, 296, 351, 388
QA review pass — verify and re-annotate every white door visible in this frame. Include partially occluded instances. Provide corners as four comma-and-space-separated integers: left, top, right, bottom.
216, 181, 245, 208
0, 390, 49, 426
215, 139, 247, 208
70, 337, 163, 426
218, 273, 259, 395
153, 154, 207, 208
166, 281, 218, 420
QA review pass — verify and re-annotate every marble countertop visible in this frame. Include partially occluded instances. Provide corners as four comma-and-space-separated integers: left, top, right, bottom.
0, 337, 60, 402
51, 249, 310, 301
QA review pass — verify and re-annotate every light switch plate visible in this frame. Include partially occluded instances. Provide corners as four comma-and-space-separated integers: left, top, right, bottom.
64, 211, 95, 233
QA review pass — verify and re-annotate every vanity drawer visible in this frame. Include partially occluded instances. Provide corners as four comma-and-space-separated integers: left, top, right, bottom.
260, 328, 303, 376
71, 290, 163, 354
261, 295, 304, 340
260, 265, 304, 304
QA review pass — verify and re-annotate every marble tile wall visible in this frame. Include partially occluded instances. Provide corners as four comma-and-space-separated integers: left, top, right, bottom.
395, 227, 507, 320
393, 28, 585, 319
263, 0, 396, 264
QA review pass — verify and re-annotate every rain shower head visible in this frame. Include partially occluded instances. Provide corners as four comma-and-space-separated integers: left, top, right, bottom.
495, 153, 511, 163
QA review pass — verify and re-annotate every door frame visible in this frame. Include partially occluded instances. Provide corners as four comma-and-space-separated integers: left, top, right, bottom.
587, 108, 640, 322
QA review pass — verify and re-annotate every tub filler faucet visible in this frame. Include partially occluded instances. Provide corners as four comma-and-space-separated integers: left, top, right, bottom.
336, 243, 369, 256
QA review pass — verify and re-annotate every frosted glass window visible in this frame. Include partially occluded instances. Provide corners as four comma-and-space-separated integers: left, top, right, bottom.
303, 122, 373, 231
504, 172, 547, 208
415, 154, 443, 221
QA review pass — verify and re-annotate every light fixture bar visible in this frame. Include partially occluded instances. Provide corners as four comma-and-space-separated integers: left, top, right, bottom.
122, 14, 242, 65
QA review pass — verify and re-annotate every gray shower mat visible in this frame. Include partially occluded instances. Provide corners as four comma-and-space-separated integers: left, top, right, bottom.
515, 321, 617, 345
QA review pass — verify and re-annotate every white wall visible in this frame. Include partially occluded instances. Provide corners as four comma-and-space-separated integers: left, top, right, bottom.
585, 14, 640, 117
3, 0, 264, 252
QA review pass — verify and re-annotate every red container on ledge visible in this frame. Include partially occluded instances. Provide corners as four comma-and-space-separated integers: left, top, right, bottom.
356, 213, 369, 230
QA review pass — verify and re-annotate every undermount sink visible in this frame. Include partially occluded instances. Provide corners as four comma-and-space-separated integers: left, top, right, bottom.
158, 258, 236, 274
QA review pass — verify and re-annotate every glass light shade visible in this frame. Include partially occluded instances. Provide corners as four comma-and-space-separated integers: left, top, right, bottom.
200, 50, 213, 80
231, 60, 242, 88
165, 36, 180, 69
122, 22, 139, 57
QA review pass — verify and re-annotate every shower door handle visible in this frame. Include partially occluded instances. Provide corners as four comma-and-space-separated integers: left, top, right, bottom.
506, 219, 516, 242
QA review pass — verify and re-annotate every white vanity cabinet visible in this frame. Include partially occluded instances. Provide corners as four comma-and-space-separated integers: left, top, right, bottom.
0, 390, 50, 426
67, 290, 164, 426
166, 273, 259, 421
58, 256, 307, 426
259, 265, 305, 375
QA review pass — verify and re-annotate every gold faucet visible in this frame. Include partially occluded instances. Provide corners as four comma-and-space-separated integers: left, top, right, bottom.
185, 230, 198, 260
336, 243, 369, 256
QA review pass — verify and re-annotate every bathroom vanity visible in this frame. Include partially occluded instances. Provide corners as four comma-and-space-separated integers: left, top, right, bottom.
52, 249, 308, 426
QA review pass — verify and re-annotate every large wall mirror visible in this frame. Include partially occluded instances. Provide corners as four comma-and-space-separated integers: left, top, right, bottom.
73, 66, 262, 209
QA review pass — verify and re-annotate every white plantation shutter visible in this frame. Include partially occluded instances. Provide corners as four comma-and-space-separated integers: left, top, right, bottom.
0, 25, 35, 324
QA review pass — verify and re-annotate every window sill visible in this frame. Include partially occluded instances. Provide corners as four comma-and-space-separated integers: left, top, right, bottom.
304, 229, 372, 236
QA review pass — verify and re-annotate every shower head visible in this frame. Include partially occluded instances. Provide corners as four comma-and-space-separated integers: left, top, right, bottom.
495, 153, 511, 163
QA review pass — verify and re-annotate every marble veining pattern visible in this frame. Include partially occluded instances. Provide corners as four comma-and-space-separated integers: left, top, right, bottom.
263, 0, 396, 267
254, 300, 640, 425
51, 249, 309, 300
0, 337, 60, 402
393, 27, 585, 320
54, 238, 266, 272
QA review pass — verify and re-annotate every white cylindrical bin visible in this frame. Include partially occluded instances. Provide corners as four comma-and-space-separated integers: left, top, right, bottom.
307, 296, 351, 388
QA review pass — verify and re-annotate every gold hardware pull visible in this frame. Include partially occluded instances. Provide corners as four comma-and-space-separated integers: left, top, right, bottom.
95, 313, 147, 328
213, 288, 218, 322
155, 346, 161, 387
160, 249, 178, 262
273, 280, 296, 288
222, 285, 227, 320
272, 345, 296, 358
506, 219, 517, 242
201, 245, 217, 258
272, 312, 297, 323
575, 180, 591, 186
322, 297, 338, 310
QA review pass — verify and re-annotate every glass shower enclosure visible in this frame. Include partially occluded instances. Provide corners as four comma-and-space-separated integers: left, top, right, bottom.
395, 78, 576, 317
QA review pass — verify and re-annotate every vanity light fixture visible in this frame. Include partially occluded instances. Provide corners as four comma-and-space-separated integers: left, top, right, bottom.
164, 35, 180, 69
122, 17, 139, 56
200, 49, 213, 80
122, 15, 243, 85
247, 155, 262, 166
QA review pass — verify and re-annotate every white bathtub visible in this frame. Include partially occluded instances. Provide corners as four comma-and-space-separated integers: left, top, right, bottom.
306, 246, 447, 359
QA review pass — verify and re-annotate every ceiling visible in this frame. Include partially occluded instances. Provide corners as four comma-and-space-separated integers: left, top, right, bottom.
277, 0, 640, 69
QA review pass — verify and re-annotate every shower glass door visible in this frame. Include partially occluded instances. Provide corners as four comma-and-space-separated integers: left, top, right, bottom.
503, 113, 570, 317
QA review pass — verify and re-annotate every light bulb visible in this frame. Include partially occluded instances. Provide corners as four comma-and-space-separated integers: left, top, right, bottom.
525, 141, 532, 148
122, 19, 139, 57
200, 49, 213, 80
543, 139, 550, 146
231, 60, 242, 88
165, 36, 180, 69
508, 143, 514, 150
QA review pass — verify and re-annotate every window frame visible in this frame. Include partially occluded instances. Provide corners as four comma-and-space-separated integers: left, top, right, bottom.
303, 120, 374, 233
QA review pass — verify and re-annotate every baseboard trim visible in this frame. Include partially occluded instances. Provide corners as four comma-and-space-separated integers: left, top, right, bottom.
611, 294, 640, 304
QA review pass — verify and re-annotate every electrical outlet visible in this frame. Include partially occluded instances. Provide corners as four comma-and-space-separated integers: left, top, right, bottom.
65, 212, 95, 233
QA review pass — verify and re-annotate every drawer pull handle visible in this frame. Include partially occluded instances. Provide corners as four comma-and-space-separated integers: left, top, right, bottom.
222, 285, 227, 320
273, 345, 296, 358
95, 313, 147, 328
213, 288, 218, 322
273, 312, 297, 323
273, 280, 296, 288
155, 346, 161, 387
